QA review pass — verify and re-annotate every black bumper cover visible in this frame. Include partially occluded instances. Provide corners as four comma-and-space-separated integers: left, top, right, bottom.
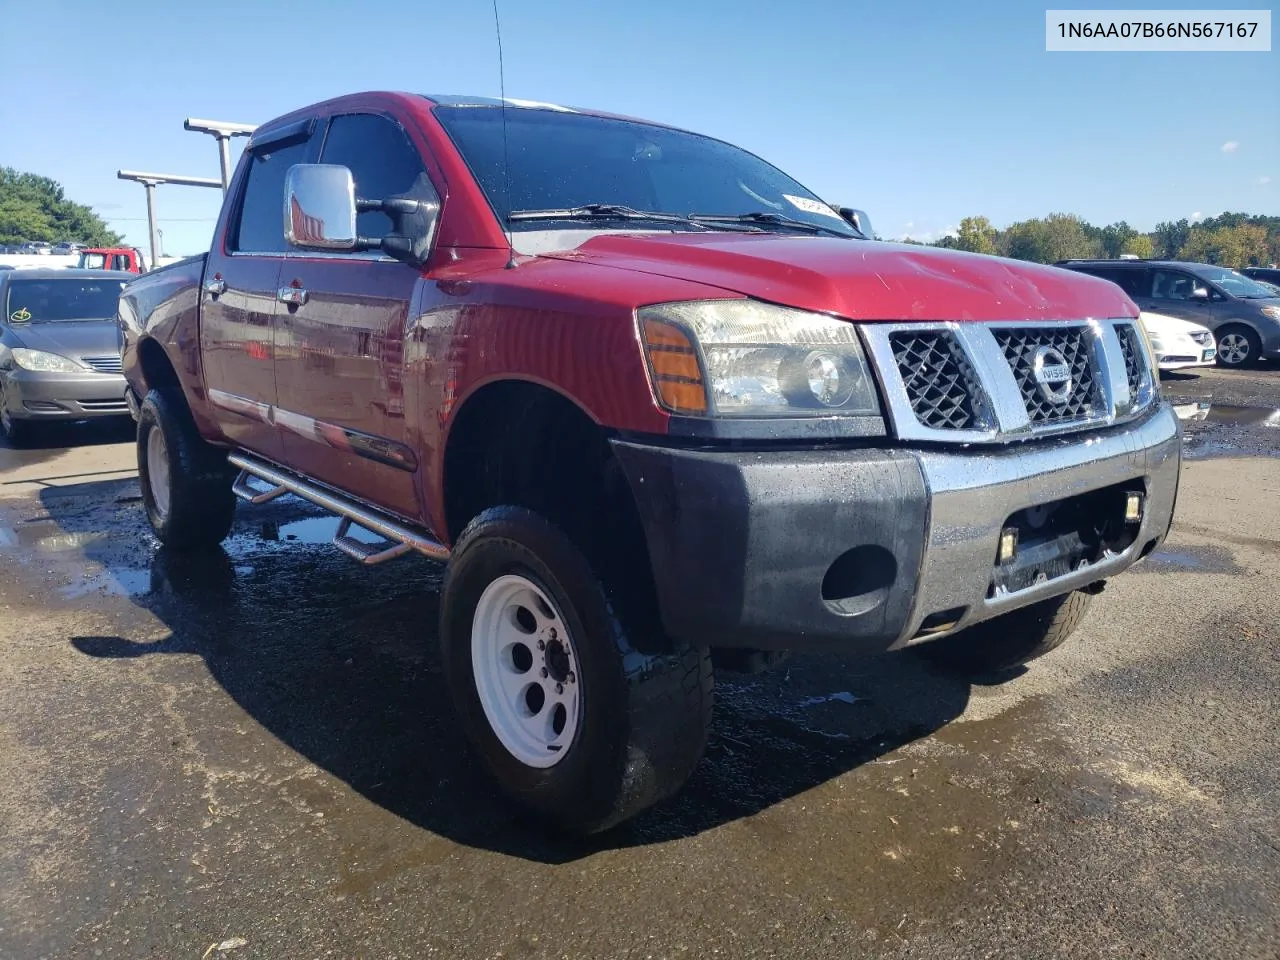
610, 440, 929, 654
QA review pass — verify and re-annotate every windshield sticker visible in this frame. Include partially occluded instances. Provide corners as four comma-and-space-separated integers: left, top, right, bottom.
782, 194, 845, 221
9, 308, 31, 322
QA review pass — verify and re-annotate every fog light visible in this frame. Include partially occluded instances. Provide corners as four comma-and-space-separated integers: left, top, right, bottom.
998, 527, 1018, 563
1125, 492, 1144, 524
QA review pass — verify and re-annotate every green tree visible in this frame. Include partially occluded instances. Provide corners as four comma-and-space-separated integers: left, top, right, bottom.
1152, 219, 1191, 259
0, 168, 122, 246
1123, 234, 1154, 259
1178, 224, 1270, 267
953, 216, 998, 255
1099, 221, 1137, 259
1003, 213, 1101, 264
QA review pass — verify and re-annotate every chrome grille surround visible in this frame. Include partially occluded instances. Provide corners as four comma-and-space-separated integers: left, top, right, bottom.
860, 319, 1155, 444
81, 355, 124, 374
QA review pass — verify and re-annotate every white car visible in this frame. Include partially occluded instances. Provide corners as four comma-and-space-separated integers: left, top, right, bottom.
1139, 311, 1217, 372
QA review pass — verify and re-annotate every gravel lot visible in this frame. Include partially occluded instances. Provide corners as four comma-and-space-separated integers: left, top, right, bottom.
1, 366, 1277, 959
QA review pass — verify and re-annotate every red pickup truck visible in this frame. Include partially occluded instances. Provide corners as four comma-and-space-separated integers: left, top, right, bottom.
118, 92, 1181, 833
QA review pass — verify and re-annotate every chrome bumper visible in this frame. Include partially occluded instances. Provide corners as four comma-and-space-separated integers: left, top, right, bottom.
896, 403, 1181, 645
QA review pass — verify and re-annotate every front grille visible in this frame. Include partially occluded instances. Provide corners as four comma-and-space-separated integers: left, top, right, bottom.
994, 326, 1099, 424
1114, 323, 1146, 400
888, 331, 980, 429
81, 355, 123, 374
78, 399, 130, 412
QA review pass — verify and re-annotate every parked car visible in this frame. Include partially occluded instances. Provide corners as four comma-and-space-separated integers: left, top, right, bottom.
1138, 311, 1216, 372
118, 92, 1180, 834
0, 269, 130, 445
1058, 258, 1280, 367
18, 242, 52, 255
51, 241, 86, 256
1241, 266, 1280, 286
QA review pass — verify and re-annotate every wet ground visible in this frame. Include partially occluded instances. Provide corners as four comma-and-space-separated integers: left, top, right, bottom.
1, 372, 1278, 959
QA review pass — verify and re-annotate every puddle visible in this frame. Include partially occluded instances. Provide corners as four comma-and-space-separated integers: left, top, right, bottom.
58, 568, 151, 599
800, 691, 860, 707
1135, 543, 1243, 575
0, 521, 108, 553
224, 513, 390, 559
1202, 405, 1280, 428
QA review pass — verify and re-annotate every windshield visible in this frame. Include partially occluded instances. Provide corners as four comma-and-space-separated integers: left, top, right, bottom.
5, 278, 126, 323
1195, 266, 1277, 299
433, 105, 857, 237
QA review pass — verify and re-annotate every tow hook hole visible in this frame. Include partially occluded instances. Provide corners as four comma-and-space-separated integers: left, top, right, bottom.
821, 545, 897, 617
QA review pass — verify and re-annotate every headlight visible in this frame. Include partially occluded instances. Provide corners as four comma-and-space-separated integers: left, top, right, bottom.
638, 300, 879, 418
1261, 306, 1280, 321
11, 348, 85, 373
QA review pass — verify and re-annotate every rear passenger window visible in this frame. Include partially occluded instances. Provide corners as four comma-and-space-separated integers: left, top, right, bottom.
319, 114, 435, 241
234, 137, 313, 253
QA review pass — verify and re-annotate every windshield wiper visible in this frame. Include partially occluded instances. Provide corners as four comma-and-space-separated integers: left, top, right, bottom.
689, 211, 856, 239
507, 204, 757, 232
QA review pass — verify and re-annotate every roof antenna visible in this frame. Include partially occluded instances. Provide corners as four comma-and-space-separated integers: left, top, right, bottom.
493, 0, 517, 269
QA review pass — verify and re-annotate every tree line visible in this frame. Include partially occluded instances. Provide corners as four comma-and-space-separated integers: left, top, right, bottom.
911, 212, 1280, 268
0, 168, 122, 247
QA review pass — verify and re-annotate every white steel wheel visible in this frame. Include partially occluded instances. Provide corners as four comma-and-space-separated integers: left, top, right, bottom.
1218, 331, 1251, 366
470, 573, 582, 768
145, 426, 171, 519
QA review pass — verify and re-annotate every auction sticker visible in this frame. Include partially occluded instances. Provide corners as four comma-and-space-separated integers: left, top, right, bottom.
783, 195, 845, 220
9, 308, 31, 322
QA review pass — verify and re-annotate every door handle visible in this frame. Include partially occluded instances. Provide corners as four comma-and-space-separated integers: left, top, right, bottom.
203, 277, 226, 297
277, 286, 308, 306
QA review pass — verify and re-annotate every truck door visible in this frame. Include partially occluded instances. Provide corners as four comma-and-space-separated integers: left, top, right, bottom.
201, 121, 318, 461
274, 112, 436, 520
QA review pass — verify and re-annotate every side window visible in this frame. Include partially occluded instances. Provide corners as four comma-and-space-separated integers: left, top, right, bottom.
319, 113, 434, 241
233, 137, 313, 253
1150, 269, 1198, 301
1112, 268, 1150, 298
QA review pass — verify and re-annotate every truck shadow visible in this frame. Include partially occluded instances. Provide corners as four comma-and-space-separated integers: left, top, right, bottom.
46, 481, 975, 864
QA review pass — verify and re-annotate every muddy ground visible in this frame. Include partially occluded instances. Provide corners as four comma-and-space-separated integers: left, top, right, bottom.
1, 366, 1278, 959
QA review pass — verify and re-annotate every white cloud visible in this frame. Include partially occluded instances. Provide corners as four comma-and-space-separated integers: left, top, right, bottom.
1221, 141, 1239, 153
1190, 211, 1203, 221
904, 221, 914, 230
1261, 176, 1273, 185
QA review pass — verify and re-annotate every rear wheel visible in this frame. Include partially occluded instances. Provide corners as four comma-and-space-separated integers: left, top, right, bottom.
922, 591, 1092, 674
440, 506, 713, 834
137, 389, 236, 551
1215, 325, 1261, 368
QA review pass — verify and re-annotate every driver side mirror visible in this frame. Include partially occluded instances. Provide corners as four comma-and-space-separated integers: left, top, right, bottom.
836, 207, 875, 239
1189, 286, 1210, 301
285, 164, 358, 250
284, 163, 439, 268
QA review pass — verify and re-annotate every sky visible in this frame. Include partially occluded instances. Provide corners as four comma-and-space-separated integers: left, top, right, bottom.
1, 0, 1275, 256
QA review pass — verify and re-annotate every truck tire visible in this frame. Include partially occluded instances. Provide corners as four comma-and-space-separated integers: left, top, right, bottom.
137, 389, 235, 552
440, 505, 713, 834
1215, 324, 1261, 368
922, 590, 1092, 674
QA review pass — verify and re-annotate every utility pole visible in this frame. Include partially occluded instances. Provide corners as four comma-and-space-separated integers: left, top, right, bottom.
116, 171, 222, 270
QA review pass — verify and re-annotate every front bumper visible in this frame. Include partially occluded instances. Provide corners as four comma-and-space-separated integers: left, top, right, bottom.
613, 403, 1180, 655
1, 369, 130, 420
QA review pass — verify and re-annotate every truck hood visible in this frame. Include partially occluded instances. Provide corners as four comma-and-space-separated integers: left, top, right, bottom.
9, 319, 119, 361
538, 233, 1137, 322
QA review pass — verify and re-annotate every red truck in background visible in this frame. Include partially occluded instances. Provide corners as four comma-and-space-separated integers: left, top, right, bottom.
117, 92, 1181, 833
78, 247, 146, 273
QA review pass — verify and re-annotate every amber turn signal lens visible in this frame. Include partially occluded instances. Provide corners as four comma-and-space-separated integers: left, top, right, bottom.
641, 318, 708, 415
